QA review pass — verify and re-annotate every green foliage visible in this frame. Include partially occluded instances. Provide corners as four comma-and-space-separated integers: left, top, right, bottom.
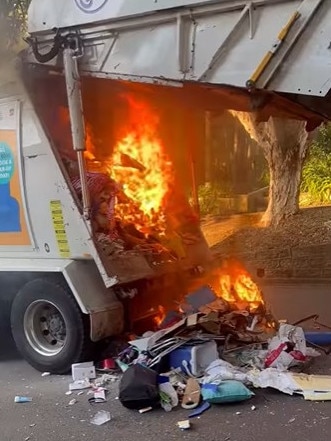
301, 124, 331, 204
198, 182, 232, 216
253, 152, 269, 189
312, 123, 331, 155
258, 168, 270, 187
0, 0, 31, 49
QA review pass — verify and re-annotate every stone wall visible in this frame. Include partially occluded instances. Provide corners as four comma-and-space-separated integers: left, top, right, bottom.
216, 243, 331, 280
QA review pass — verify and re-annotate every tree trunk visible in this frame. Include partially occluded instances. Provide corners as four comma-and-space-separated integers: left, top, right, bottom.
262, 139, 308, 226
259, 118, 311, 227
229, 112, 315, 227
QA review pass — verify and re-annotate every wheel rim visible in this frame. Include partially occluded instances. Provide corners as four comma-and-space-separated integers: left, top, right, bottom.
23, 300, 67, 356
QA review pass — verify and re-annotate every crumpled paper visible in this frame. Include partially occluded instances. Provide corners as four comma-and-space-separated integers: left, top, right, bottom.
247, 368, 299, 395
247, 369, 331, 399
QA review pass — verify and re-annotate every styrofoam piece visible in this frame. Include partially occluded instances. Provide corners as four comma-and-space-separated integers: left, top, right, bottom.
72, 362, 96, 381
69, 379, 91, 391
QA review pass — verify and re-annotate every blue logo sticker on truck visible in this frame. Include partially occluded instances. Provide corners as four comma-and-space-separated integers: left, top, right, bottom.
74, 0, 108, 13
0, 141, 21, 233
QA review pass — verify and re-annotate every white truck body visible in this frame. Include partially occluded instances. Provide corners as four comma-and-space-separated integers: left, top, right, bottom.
0, 0, 329, 373
0, 81, 124, 339
27, 0, 331, 97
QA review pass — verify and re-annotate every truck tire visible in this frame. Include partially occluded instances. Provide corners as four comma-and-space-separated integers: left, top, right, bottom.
11, 278, 90, 374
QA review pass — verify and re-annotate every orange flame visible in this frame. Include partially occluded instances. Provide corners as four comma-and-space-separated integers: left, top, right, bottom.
153, 305, 166, 327
85, 123, 96, 162
211, 261, 264, 310
109, 97, 174, 234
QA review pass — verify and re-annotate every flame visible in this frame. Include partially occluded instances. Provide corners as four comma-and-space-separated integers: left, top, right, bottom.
153, 305, 166, 327
211, 260, 264, 310
109, 97, 174, 234
85, 123, 96, 161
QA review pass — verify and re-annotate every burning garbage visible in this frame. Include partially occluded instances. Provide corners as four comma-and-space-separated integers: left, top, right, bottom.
97, 259, 324, 415
55, 258, 329, 428
54, 95, 330, 418
110, 97, 173, 235
67, 97, 206, 271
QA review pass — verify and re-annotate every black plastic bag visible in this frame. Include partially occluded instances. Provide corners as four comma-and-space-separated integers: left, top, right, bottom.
119, 364, 159, 410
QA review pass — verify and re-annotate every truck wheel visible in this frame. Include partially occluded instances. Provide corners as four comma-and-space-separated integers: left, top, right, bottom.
11, 278, 90, 374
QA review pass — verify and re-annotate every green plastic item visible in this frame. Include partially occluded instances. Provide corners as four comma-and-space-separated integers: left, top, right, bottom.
201, 380, 254, 404
116, 360, 129, 372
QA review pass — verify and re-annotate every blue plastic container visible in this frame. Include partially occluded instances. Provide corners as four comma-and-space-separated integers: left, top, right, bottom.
304, 332, 331, 346
169, 341, 218, 376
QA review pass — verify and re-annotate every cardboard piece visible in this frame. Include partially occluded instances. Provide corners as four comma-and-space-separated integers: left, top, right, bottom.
291, 373, 331, 400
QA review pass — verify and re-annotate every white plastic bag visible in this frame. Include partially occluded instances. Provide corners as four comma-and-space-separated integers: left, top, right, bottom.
202, 359, 248, 385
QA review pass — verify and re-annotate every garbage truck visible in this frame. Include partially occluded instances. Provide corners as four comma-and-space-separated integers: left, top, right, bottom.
1, 0, 330, 373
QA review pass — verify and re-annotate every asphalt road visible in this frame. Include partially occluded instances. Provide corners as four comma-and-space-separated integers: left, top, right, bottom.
1, 282, 331, 441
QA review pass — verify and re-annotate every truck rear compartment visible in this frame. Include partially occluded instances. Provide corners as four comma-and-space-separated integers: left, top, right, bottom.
24, 67, 322, 283
24, 69, 216, 285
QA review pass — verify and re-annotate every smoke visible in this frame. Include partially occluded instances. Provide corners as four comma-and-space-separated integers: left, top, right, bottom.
0, 1, 30, 89
0, 36, 28, 92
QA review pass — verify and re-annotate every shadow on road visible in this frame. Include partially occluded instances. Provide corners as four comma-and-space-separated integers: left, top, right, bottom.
0, 300, 21, 361
0, 328, 21, 361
